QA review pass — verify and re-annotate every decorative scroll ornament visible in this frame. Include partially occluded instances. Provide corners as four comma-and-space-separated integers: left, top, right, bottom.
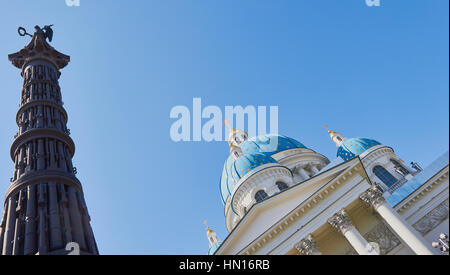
295, 234, 321, 255
360, 185, 386, 209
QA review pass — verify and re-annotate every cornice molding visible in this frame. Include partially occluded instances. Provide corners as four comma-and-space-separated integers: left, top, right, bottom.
5, 170, 83, 201
10, 128, 75, 161
16, 99, 68, 124
273, 149, 330, 166
361, 146, 395, 167
395, 167, 449, 213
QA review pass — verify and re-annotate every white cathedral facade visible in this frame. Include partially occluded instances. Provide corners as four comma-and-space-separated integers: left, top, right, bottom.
205, 127, 449, 255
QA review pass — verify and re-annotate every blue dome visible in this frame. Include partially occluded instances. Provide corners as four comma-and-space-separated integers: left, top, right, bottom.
240, 134, 307, 156
208, 242, 222, 255
219, 134, 306, 206
220, 153, 277, 205
337, 138, 381, 161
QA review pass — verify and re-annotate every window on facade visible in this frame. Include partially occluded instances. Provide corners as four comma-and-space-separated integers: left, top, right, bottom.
276, 182, 288, 191
373, 165, 398, 187
254, 190, 268, 202
391, 159, 409, 176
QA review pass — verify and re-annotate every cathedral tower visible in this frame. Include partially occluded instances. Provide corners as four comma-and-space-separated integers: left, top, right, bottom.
0, 26, 98, 255
324, 126, 420, 194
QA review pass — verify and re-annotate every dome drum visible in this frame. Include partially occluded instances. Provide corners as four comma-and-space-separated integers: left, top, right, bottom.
220, 135, 311, 206
230, 165, 293, 217
219, 133, 332, 232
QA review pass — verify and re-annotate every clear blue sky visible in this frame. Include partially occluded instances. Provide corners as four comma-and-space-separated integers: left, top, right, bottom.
0, 0, 448, 255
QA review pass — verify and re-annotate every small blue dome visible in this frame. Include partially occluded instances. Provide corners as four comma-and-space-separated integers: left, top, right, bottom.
208, 242, 222, 255
220, 153, 277, 205
240, 134, 307, 156
337, 138, 381, 161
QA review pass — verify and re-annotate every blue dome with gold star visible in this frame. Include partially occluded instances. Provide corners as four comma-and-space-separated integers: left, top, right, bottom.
337, 138, 381, 161
232, 153, 277, 181
220, 134, 306, 205
240, 134, 307, 156
220, 153, 277, 205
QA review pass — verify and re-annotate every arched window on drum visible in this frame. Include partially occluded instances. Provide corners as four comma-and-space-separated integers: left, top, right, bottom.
373, 165, 398, 187
254, 190, 268, 202
276, 182, 289, 192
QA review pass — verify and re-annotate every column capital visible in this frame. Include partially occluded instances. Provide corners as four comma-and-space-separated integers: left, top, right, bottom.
360, 186, 385, 209
9, 26, 70, 70
328, 209, 353, 234
295, 234, 321, 255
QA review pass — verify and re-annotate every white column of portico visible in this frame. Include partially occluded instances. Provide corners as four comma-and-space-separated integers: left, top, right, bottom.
267, 186, 279, 196
360, 186, 435, 255
310, 165, 320, 175
298, 167, 310, 180
295, 234, 322, 255
328, 209, 378, 255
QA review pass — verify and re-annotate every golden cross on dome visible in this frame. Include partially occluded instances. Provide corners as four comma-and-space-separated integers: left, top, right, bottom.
223, 119, 236, 132
203, 220, 212, 232
324, 124, 337, 135
224, 119, 243, 132
224, 119, 242, 145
